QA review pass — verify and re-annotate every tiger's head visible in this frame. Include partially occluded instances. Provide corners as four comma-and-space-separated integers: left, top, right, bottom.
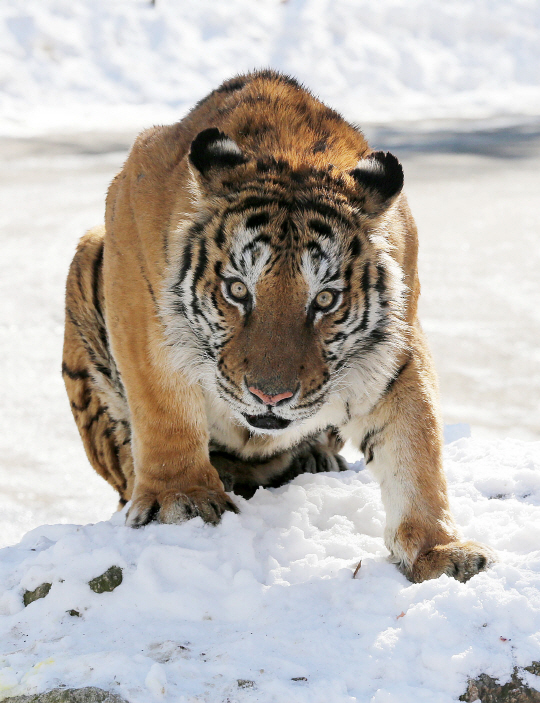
164, 128, 407, 434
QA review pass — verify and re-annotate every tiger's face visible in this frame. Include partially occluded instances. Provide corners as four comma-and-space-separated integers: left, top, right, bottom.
166, 129, 406, 435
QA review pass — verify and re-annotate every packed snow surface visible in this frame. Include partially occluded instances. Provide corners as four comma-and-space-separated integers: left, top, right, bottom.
1, 0, 540, 135
0, 436, 539, 702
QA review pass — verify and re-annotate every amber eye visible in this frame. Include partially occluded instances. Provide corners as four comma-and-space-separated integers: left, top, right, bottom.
228, 280, 248, 300
315, 290, 336, 309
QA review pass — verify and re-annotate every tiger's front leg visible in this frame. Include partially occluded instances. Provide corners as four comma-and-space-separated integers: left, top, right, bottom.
108, 315, 238, 528
103, 185, 238, 529
345, 334, 496, 583
108, 307, 238, 527
124, 382, 239, 527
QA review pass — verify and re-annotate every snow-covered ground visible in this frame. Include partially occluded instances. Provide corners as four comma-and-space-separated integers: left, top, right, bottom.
1, 1, 539, 699
0, 437, 539, 702
1, 0, 540, 135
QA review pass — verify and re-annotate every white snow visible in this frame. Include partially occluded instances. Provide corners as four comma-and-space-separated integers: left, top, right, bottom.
0, 436, 539, 702
1, 0, 540, 136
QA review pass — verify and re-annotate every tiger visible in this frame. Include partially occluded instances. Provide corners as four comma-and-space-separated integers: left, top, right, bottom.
63, 69, 494, 583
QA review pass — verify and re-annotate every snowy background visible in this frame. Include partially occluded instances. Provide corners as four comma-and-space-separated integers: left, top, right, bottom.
0, 1, 539, 701
2, 0, 540, 134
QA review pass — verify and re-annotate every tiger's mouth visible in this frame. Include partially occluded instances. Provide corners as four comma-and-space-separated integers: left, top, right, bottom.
242, 413, 292, 431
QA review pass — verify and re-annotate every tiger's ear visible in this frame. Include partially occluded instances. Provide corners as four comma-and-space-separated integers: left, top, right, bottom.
349, 151, 404, 214
189, 128, 247, 178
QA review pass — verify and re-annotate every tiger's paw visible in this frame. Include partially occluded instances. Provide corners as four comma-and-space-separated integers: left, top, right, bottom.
291, 443, 349, 476
408, 540, 496, 583
126, 486, 239, 528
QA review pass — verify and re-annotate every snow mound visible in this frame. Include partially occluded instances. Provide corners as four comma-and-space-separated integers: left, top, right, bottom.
1, 438, 539, 702
1, 0, 540, 135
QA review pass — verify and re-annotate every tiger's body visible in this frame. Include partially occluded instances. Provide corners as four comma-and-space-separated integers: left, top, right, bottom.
63, 70, 494, 582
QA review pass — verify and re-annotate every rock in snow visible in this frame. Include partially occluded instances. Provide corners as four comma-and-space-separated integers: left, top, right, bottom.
3, 689, 128, 703
88, 567, 123, 595
461, 669, 540, 702
22, 584, 51, 608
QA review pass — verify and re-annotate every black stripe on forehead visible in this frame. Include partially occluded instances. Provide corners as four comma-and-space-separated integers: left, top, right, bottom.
308, 219, 333, 238
242, 233, 272, 255
237, 234, 273, 272
222, 181, 288, 199
226, 195, 289, 215
215, 209, 270, 249
245, 212, 270, 229
296, 199, 356, 230
306, 240, 326, 260
224, 193, 356, 229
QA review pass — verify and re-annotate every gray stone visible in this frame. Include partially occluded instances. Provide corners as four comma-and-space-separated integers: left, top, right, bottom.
23, 583, 51, 607
525, 663, 540, 677
2, 687, 128, 703
88, 566, 123, 594
460, 669, 540, 702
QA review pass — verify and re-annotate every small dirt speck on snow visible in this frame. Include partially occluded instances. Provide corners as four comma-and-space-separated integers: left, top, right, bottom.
237, 680, 255, 689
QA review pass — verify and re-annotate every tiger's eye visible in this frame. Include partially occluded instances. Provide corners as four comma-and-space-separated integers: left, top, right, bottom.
229, 280, 248, 300
315, 290, 335, 308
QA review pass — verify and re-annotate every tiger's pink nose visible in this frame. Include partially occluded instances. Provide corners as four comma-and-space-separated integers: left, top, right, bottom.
248, 386, 294, 406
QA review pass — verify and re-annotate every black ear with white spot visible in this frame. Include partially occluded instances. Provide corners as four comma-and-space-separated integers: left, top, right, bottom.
350, 151, 404, 214
189, 128, 247, 177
